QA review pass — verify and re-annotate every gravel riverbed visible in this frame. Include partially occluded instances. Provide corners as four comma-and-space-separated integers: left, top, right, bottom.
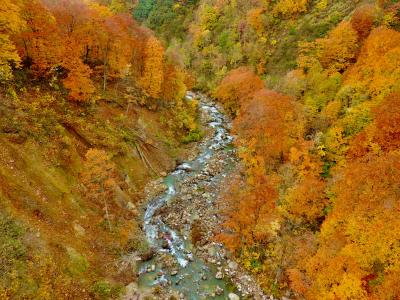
123, 93, 271, 300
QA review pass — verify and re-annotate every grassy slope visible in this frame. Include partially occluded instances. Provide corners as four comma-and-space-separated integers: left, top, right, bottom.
0, 81, 188, 298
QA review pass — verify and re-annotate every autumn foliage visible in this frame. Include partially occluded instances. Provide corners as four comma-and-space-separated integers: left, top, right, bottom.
316, 21, 359, 73
218, 175, 279, 254
139, 36, 165, 100
2, 0, 400, 298
283, 175, 327, 223
273, 0, 310, 17
348, 93, 400, 157
247, 8, 266, 36
1, 0, 187, 104
351, 4, 377, 39
0, 0, 25, 81
298, 150, 400, 299
216, 6, 400, 297
233, 89, 304, 169
345, 26, 400, 97
298, 21, 359, 74
214, 67, 264, 117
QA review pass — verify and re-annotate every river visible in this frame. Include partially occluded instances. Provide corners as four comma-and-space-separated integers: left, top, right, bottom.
138, 92, 242, 299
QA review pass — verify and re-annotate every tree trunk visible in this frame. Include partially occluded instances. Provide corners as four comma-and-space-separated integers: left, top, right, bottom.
103, 41, 110, 91
103, 198, 112, 232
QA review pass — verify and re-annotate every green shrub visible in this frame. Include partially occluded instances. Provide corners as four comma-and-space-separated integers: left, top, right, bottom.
92, 281, 123, 299
182, 129, 204, 144
133, 0, 156, 21
66, 247, 89, 276
0, 212, 26, 275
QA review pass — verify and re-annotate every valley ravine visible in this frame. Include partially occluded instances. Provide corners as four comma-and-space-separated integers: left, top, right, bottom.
135, 93, 268, 299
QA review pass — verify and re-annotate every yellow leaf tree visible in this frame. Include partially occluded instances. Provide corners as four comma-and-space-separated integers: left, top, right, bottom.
0, 0, 25, 81
139, 36, 165, 101
273, 0, 309, 17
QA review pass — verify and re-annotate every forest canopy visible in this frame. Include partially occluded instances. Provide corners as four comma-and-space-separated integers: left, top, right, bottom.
134, 0, 400, 298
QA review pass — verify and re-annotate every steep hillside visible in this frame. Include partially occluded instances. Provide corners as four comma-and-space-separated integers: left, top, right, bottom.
135, 0, 359, 89
0, 0, 199, 298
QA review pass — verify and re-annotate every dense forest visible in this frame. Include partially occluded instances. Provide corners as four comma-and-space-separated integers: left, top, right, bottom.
1, 0, 400, 299
135, 0, 400, 298
0, 0, 199, 298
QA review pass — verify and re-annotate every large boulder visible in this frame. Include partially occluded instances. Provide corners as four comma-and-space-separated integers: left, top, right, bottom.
228, 293, 240, 300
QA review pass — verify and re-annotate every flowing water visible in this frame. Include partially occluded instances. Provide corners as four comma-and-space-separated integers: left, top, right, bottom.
138, 92, 239, 299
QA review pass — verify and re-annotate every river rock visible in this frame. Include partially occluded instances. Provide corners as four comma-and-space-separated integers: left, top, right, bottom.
215, 286, 223, 296
124, 282, 138, 296
228, 293, 240, 300
170, 269, 178, 276
177, 163, 192, 172
207, 245, 216, 256
140, 248, 155, 262
162, 240, 170, 249
73, 222, 85, 236
186, 194, 194, 201
215, 271, 224, 279
126, 201, 136, 212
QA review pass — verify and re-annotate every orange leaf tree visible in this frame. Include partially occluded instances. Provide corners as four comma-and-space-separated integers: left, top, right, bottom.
345, 26, 400, 98
218, 175, 279, 255
316, 21, 359, 73
215, 67, 264, 117
351, 4, 377, 40
348, 93, 400, 157
233, 89, 305, 170
17, 0, 63, 77
300, 150, 400, 299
